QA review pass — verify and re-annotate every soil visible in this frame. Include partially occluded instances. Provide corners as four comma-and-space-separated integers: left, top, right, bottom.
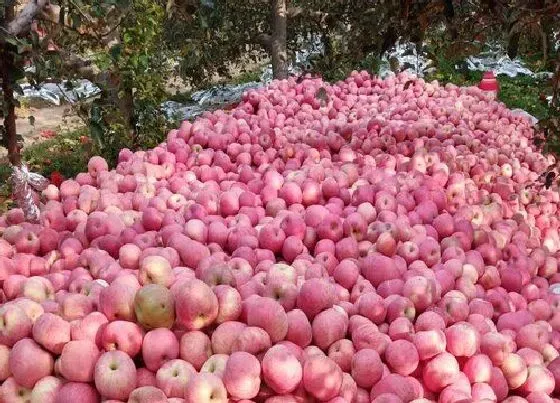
0, 105, 84, 161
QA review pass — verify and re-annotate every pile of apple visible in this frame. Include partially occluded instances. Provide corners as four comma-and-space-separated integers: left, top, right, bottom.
2, 70, 560, 403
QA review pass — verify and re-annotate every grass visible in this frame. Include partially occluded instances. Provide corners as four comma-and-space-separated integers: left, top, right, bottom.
230, 68, 263, 85
425, 56, 552, 120
168, 90, 193, 104
0, 128, 93, 212
498, 75, 550, 120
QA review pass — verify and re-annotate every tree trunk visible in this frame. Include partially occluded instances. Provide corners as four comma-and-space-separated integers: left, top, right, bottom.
270, 0, 288, 80
106, 70, 137, 149
1, 4, 21, 166
322, 31, 332, 61
121, 82, 138, 149
507, 31, 521, 60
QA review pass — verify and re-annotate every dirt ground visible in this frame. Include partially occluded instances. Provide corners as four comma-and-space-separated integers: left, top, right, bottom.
0, 105, 84, 161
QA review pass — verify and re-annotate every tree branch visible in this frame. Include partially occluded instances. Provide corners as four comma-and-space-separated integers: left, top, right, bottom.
255, 33, 272, 49
7, 0, 51, 36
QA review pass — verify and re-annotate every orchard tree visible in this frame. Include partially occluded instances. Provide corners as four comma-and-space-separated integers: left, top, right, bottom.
165, 0, 290, 83
1, 0, 173, 165
1, 0, 52, 165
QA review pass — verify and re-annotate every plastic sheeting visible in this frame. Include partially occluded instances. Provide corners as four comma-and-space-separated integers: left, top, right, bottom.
379, 42, 435, 78
10, 39, 553, 121
465, 51, 552, 78
10, 164, 49, 223
164, 35, 324, 120
162, 81, 264, 121
16, 80, 101, 106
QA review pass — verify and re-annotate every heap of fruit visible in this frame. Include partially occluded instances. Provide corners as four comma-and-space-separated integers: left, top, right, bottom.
1, 71, 560, 403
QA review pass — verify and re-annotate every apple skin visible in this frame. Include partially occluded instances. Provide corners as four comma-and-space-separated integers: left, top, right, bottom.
156, 359, 196, 398
262, 344, 302, 394
8, 338, 54, 389
243, 296, 289, 343
223, 351, 261, 400
70, 311, 108, 345
98, 282, 137, 322
52, 382, 100, 403
211, 321, 246, 354
134, 284, 175, 329
200, 354, 229, 379
30, 376, 62, 403
0, 345, 11, 382
303, 355, 343, 401
422, 352, 460, 392
232, 326, 271, 355
312, 306, 348, 350
174, 279, 219, 331
138, 255, 175, 287
351, 348, 383, 389
213, 285, 242, 324
142, 328, 180, 372
296, 278, 335, 320
101, 320, 144, 358
127, 386, 168, 403
94, 350, 137, 400
180, 331, 212, 371
184, 372, 228, 403
384, 339, 419, 376
32, 313, 71, 354
58, 340, 101, 383
0, 303, 33, 347
286, 309, 312, 348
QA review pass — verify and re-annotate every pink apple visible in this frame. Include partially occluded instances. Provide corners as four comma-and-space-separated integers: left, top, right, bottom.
98, 282, 137, 322
243, 296, 288, 343
138, 255, 175, 287
30, 376, 61, 403
101, 320, 144, 357
180, 331, 212, 371
142, 328, 179, 372
127, 386, 168, 403
9, 338, 53, 388
303, 355, 342, 401
384, 339, 419, 376
223, 351, 261, 400
0, 304, 32, 347
156, 359, 196, 398
32, 313, 71, 354
200, 354, 229, 379
351, 348, 383, 389
174, 279, 218, 330
213, 285, 242, 324
94, 350, 137, 400
184, 372, 228, 403
58, 340, 100, 382
422, 352, 460, 392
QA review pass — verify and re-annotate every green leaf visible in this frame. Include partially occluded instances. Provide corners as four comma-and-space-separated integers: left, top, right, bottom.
71, 13, 82, 29
13, 84, 24, 96
109, 44, 122, 62
11, 67, 25, 82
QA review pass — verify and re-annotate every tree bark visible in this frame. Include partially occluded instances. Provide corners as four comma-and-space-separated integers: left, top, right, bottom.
121, 81, 138, 149
270, 0, 288, 80
1, 4, 21, 166
7, 0, 51, 36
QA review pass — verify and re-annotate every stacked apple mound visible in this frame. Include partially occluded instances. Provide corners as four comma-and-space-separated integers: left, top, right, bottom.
2, 71, 560, 403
